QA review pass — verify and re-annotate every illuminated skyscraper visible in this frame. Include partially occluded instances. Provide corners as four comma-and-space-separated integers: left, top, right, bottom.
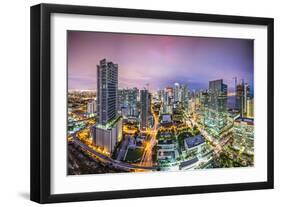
97, 58, 118, 125
209, 79, 228, 112
166, 87, 173, 98
233, 117, 254, 155
93, 58, 122, 154
174, 82, 180, 102
162, 87, 173, 114
118, 88, 138, 117
140, 89, 149, 129
180, 84, 189, 110
87, 99, 96, 114
246, 97, 254, 118
200, 90, 210, 109
236, 80, 250, 117
203, 79, 228, 136
158, 89, 164, 102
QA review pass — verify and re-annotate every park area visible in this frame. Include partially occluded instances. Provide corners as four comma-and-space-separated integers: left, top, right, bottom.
124, 147, 144, 163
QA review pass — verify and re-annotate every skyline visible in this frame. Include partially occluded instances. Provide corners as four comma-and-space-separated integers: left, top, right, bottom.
68, 31, 254, 92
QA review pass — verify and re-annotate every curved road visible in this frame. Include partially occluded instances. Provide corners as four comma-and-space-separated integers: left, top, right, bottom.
73, 137, 156, 170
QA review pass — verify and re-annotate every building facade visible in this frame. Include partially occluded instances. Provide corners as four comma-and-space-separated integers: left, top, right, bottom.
87, 99, 96, 115
236, 80, 250, 117
209, 79, 228, 113
180, 84, 189, 111
97, 58, 118, 125
140, 89, 149, 129
118, 88, 138, 117
246, 98, 254, 118
173, 82, 180, 102
203, 79, 228, 136
93, 58, 121, 154
92, 117, 122, 153
233, 117, 254, 154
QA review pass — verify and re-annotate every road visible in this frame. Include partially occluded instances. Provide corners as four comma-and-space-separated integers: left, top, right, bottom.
72, 136, 156, 170
116, 137, 129, 161
68, 114, 156, 170
139, 105, 159, 167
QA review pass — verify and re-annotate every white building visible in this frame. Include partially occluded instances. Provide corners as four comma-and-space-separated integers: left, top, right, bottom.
87, 100, 96, 114
233, 117, 254, 154
92, 116, 122, 154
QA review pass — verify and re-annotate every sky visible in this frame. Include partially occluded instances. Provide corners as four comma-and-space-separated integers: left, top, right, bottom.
68, 31, 254, 93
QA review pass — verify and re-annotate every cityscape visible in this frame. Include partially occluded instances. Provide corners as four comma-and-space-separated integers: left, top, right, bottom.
67, 31, 254, 175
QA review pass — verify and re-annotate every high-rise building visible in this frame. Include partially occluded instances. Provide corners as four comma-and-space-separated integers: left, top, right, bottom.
246, 97, 254, 118
233, 117, 254, 155
148, 92, 152, 111
174, 82, 180, 102
199, 90, 210, 128
209, 79, 228, 112
118, 88, 138, 117
236, 83, 243, 110
87, 99, 96, 114
97, 58, 118, 125
166, 87, 173, 98
163, 89, 169, 106
93, 59, 122, 154
158, 89, 164, 102
200, 90, 210, 108
140, 89, 149, 129
162, 87, 173, 114
180, 84, 189, 110
204, 80, 228, 136
236, 80, 250, 117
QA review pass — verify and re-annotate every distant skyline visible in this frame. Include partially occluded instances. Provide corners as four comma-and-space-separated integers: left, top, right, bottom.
68, 31, 254, 93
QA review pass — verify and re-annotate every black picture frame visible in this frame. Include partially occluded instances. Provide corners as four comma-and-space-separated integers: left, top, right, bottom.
30, 3, 274, 204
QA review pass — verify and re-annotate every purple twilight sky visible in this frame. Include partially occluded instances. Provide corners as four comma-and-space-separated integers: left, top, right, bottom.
67, 31, 254, 93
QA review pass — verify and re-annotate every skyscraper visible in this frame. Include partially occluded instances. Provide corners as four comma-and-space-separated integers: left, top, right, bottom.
209, 79, 228, 112
174, 82, 180, 102
87, 99, 96, 115
97, 58, 118, 125
205, 79, 228, 136
246, 97, 254, 118
140, 89, 149, 129
243, 83, 250, 115
180, 84, 189, 110
166, 87, 173, 98
118, 88, 139, 117
236, 80, 250, 117
157, 89, 164, 103
162, 87, 173, 114
93, 59, 122, 154
200, 90, 210, 109
236, 83, 243, 110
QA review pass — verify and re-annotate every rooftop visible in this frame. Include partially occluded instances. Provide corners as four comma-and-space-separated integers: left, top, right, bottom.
179, 157, 199, 169
95, 115, 122, 130
185, 135, 205, 149
158, 139, 175, 145
235, 117, 254, 125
